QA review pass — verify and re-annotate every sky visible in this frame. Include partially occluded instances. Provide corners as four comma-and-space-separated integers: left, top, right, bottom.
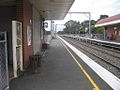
68, 0, 120, 20
45, 0, 120, 31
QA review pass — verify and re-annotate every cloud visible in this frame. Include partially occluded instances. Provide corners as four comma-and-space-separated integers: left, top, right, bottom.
68, 0, 120, 20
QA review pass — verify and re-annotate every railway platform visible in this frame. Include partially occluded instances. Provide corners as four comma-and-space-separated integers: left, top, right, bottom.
10, 37, 115, 90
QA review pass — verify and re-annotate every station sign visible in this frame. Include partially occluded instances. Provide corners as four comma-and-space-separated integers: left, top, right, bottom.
44, 22, 48, 28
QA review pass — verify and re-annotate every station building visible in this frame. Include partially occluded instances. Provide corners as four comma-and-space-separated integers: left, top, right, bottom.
95, 14, 120, 40
0, 1, 75, 89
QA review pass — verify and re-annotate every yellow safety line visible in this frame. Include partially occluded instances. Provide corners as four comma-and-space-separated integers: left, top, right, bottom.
59, 39, 100, 90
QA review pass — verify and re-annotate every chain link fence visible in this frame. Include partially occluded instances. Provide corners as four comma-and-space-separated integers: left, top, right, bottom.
0, 32, 9, 90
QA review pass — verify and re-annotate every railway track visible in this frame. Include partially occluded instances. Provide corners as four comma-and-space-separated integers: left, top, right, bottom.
80, 39, 120, 58
76, 38, 120, 62
62, 36, 120, 77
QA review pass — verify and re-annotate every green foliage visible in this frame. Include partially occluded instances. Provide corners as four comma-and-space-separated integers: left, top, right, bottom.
58, 15, 108, 34
91, 25, 104, 34
96, 27, 104, 34
64, 20, 81, 34
57, 31, 65, 34
91, 25, 96, 34
97, 15, 109, 21
79, 29, 86, 34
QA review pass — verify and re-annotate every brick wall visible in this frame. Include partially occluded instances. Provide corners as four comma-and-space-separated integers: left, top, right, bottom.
23, 0, 33, 68
16, 0, 23, 22
16, 0, 32, 68
107, 24, 120, 40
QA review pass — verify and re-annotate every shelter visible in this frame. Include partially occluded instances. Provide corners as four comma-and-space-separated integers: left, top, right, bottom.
0, 0, 75, 83
95, 14, 120, 40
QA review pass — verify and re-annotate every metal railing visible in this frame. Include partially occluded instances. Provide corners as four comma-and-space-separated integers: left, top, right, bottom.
0, 32, 9, 90
63, 34, 120, 50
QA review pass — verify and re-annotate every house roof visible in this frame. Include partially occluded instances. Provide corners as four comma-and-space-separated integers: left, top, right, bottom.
95, 14, 120, 27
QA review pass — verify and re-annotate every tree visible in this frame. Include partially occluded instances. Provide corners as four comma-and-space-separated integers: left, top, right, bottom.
97, 15, 109, 21
94, 15, 109, 34
57, 31, 65, 34
96, 27, 104, 34
91, 20, 96, 25
91, 25, 104, 34
64, 20, 81, 34
59, 15, 108, 35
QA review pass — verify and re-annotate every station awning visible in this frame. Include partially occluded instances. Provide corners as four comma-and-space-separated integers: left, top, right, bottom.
0, 0, 75, 20
29, 0, 75, 20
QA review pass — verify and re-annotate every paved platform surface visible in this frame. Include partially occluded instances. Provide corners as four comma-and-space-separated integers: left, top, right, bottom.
10, 38, 112, 90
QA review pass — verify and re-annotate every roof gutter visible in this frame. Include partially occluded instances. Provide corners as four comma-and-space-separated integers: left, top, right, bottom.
95, 19, 120, 27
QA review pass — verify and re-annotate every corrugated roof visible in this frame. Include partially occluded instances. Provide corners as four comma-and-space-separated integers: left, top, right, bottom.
95, 14, 120, 27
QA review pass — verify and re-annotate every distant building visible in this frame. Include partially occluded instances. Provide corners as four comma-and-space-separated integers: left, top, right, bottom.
95, 14, 120, 40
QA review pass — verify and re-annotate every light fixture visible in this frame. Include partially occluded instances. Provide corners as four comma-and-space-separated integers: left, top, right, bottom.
114, 27, 117, 30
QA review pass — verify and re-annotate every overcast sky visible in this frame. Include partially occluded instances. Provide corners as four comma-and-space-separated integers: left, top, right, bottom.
69, 0, 120, 20
46, 0, 120, 31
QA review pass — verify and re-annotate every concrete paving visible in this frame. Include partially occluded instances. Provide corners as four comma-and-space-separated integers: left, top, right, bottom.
10, 38, 112, 90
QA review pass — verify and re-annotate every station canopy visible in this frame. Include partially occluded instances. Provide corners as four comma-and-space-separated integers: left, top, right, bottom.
29, 0, 75, 20
0, 0, 75, 20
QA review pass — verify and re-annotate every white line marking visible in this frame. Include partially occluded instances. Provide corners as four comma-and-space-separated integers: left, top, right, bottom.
58, 36, 120, 90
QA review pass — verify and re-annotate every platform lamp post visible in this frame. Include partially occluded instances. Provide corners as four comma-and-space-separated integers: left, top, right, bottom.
55, 24, 57, 35
51, 20, 55, 38
88, 12, 91, 36
55, 24, 65, 35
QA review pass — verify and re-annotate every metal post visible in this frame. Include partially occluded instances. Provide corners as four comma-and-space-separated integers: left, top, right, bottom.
69, 12, 72, 34
50, 20, 53, 31
51, 20, 55, 38
53, 22, 54, 32
0, 32, 9, 90
4, 32, 9, 90
55, 24, 57, 35
51, 20, 53, 37
104, 27, 106, 40
89, 12, 91, 35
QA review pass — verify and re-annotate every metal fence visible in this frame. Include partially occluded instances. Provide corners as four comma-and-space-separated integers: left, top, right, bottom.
0, 32, 9, 90
68, 34, 104, 40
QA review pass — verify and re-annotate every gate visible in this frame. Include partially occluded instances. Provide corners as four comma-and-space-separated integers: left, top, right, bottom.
0, 32, 9, 90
